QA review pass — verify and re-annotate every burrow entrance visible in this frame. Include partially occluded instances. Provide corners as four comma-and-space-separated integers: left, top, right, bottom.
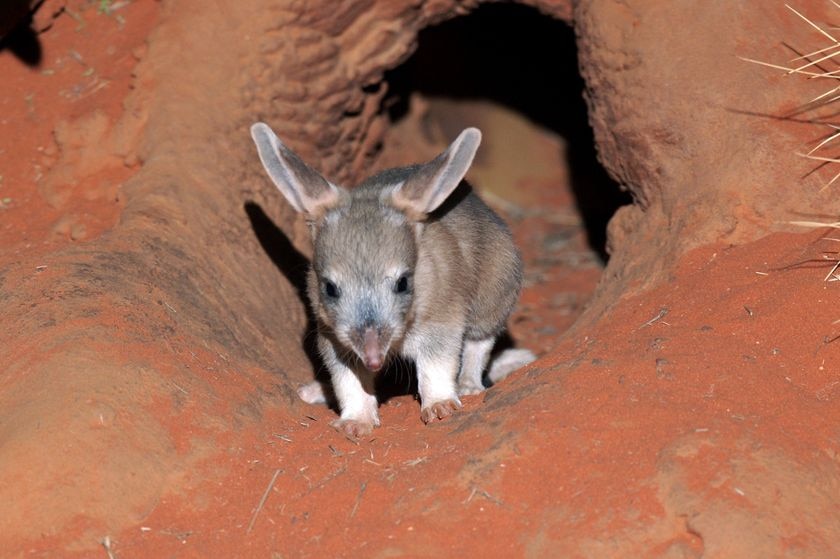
370, 3, 630, 354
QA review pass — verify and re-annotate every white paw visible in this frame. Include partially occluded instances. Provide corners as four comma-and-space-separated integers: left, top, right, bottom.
297, 381, 327, 405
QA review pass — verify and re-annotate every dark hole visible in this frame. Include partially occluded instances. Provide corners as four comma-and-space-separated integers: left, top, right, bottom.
0, 1, 45, 68
383, 2, 630, 261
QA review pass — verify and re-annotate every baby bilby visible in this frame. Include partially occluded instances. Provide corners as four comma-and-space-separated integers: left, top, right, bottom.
251, 122, 534, 438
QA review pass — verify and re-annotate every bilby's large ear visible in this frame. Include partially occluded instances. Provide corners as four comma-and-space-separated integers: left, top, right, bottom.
250, 122, 341, 217
391, 127, 481, 218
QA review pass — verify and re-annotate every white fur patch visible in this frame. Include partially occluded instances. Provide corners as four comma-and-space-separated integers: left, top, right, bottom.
487, 348, 536, 384
297, 381, 327, 405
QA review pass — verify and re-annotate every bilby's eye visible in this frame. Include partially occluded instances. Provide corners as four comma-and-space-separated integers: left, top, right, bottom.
394, 274, 410, 295
323, 280, 340, 299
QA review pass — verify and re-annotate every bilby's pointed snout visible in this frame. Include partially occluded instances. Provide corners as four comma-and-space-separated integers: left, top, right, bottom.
363, 327, 384, 372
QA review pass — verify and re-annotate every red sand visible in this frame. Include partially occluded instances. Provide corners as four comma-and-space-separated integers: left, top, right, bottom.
2, 2, 839, 557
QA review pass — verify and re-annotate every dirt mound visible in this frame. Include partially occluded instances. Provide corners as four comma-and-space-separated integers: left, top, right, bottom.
1, 0, 839, 557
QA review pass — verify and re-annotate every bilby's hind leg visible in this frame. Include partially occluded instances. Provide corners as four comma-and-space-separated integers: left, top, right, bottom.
297, 380, 326, 404
457, 338, 495, 396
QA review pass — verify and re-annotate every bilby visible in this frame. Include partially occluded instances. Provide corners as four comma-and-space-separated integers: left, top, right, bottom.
251, 122, 534, 438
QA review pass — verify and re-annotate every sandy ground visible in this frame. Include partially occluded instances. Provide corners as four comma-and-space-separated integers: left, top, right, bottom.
2, 2, 839, 558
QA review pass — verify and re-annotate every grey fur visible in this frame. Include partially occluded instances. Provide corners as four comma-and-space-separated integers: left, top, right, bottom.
250, 123, 530, 437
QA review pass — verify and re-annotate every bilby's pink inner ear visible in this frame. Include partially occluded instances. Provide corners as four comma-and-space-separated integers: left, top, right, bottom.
391, 127, 482, 219
250, 122, 343, 218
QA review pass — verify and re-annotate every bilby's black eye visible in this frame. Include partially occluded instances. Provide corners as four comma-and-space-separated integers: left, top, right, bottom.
394, 274, 410, 295
323, 280, 340, 299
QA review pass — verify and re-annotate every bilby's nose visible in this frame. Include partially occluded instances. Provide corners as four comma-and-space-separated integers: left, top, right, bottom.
363, 327, 383, 372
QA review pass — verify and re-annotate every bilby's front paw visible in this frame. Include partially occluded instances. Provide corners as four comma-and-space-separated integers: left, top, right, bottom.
331, 418, 376, 439
420, 399, 462, 424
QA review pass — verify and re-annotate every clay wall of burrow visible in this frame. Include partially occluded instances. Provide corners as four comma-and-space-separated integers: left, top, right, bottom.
102, 0, 595, 381
574, 1, 840, 303
118, 0, 840, 371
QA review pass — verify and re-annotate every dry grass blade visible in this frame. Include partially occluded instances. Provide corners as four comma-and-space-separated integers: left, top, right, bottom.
813, 66, 840, 77
821, 170, 840, 191
789, 47, 840, 73
246, 468, 282, 533
784, 219, 840, 280
797, 152, 840, 163
791, 41, 840, 61
739, 56, 827, 76
824, 259, 840, 281
787, 220, 840, 227
786, 3, 838, 43
809, 88, 840, 106
101, 536, 116, 559
349, 481, 368, 518
745, 4, 840, 191
806, 129, 840, 155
